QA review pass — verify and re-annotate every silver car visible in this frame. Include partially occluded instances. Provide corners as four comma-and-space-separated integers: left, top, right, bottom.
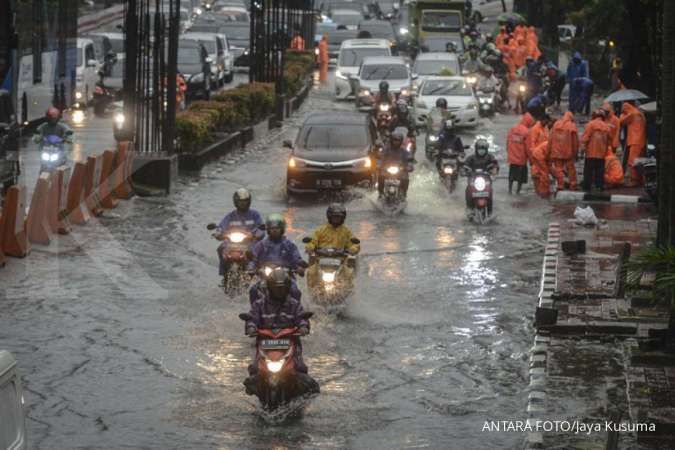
352, 56, 414, 110
0, 351, 27, 450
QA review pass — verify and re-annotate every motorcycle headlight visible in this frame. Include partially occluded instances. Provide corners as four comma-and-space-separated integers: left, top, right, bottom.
399, 27, 408, 35
75, 91, 83, 100
50, 153, 59, 161
314, 48, 320, 56
429, 135, 439, 142
336, 70, 348, 80
474, 176, 487, 191
41, 152, 50, 161
321, 271, 336, 283
114, 112, 125, 126
379, 104, 390, 112
72, 110, 85, 124
400, 88, 410, 97
519, 84, 527, 93
263, 266, 273, 276
467, 76, 477, 85
386, 166, 400, 175
443, 166, 454, 175
406, 142, 413, 151
359, 89, 371, 97
266, 358, 284, 373
228, 232, 246, 243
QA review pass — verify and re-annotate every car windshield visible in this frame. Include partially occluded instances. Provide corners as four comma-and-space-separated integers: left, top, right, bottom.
421, 11, 461, 32
317, 23, 336, 35
178, 48, 201, 64
221, 26, 249, 39
413, 59, 460, 75
109, 38, 124, 54
424, 37, 463, 52
339, 47, 388, 66
361, 64, 408, 80
360, 24, 394, 39
332, 13, 361, 26
300, 125, 368, 150
421, 79, 472, 96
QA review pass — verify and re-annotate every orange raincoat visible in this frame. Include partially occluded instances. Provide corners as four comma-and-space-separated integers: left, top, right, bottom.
548, 112, 579, 189
290, 35, 305, 50
581, 117, 611, 159
604, 148, 624, 187
526, 26, 541, 60
619, 102, 646, 184
602, 102, 620, 150
318, 35, 329, 83
507, 113, 535, 165
527, 120, 549, 162
531, 140, 552, 197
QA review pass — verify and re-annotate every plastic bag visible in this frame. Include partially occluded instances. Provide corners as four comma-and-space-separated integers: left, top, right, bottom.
574, 206, 598, 226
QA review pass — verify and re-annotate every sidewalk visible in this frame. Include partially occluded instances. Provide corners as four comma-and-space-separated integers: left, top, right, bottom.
525, 208, 675, 449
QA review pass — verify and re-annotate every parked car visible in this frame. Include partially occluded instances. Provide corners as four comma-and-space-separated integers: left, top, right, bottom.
286, 111, 377, 195
178, 40, 213, 101
331, 9, 363, 30
357, 20, 399, 54
183, 32, 233, 85
335, 38, 391, 99
84, 34, 117, 77
412, 76, 479, 128
353, 56, 413, 110
75, 38, 101, 106
411, 52, 461, 86
0, 350, 27, 450
192, 21, 250, 67
0, 90, 20, 195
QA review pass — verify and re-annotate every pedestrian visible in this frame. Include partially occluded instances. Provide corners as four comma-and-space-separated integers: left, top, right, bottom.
574, 77, 594, 115
609, 57, 624, 92
548, 111, 579, 191
566, 52, 589, 113
507, 112, 535, 194
527, 115, 551, 156
602, 102, 620, 152
318, 33, 329, 83
580, 110, 611, 191
290, 26, 305, 50
496, 27, 508, 47
604, 147, 624, 188
530, 139, 552, 198
526, 26, 541, 60
619, 101, 647, 186
545, 64, 566, 109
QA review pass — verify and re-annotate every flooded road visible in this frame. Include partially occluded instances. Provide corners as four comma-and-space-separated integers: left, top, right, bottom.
1, 71, 558, 449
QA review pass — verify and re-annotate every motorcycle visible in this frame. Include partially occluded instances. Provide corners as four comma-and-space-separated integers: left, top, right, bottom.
92, 83, 116, 117
463, 167, 495, 224
438, 153, 463, 193
514, 79, 528, 114
302, 237, 360, 305
207, 223, 255, 293
378, 163, 409, 214
375, 102, 393, 138
476, 83, 497, 117
634, 144, 657, 202
424, 113, 446, 160
238, 311, 318, 411
39, 134, 70, 173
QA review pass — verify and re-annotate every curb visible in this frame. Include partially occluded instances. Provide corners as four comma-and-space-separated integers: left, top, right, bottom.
554, 190, 652, 203
524, 222, 560, 449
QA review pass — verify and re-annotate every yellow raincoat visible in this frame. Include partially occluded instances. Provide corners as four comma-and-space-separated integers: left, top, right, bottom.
304, 224, 360, 255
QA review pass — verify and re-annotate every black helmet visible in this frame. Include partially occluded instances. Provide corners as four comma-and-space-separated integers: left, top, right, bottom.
379, 81, 389, 92
266, 267, 291, 301
233, 187, 251, 212
475, 138, 489, 157
326, 203, 346, 227
396, 100, 408, 114
266, 213, 286, 239
435, 98, 448, 109
390, 129, 405, 144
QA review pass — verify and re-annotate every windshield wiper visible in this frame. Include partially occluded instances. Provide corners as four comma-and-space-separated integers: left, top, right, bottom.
380, 67, 394, 81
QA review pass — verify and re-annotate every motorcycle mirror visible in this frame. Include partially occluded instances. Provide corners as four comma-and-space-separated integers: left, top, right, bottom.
350, 238, 360, 244
206, 223, 217, 230
238, 313, 253, 321
302, 237, 312, 243
300, 311, 314, 320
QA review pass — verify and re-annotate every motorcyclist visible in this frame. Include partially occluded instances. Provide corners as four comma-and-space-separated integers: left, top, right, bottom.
461, 47, 489, 74
33, 107, 72, 143
445, 41, 458, 54
389, 101, 416, 136
248, 213, 305, 301
377, 129, 412, 198
373, 80, 395, 107
477, 66, 498, 93
243, 267, 319, 397
464, 139, 499, 213
524, 56, 543, 104
426, 98, 450, 131
435, 119, 465, 173
214, 188, 264, 283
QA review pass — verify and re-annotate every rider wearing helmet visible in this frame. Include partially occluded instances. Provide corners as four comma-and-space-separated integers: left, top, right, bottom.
243, 267, 319, 397
389, 100, 416, 135
464, 139, 499, 174
214, 188, 264, 280
378, 129, 413, 198
248, 213, 305, 301
374, 80, 395, 106
426, 97, 451, 132
33, 107, 72, 143
436, 119, 465, 172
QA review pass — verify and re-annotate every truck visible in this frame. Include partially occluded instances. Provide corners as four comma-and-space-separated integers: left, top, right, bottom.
406, 0, 465, 54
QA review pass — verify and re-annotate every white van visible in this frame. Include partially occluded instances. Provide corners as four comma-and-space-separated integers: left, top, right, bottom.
335, 39, 391, 99
75, 38, 101, 106
0, 351, 27, 450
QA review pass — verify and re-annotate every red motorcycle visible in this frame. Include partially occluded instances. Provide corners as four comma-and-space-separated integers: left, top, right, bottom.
463, 167, 495, 224
239, 312, 318, 410
207, 223, 255, 293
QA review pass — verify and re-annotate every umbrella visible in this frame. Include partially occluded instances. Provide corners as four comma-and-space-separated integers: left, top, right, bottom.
604, 89, 649, 103
497, 12, 526, 25
639, 101, 657, 114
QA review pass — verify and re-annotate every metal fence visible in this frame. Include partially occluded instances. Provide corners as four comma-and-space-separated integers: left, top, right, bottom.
123, 0, 180, 154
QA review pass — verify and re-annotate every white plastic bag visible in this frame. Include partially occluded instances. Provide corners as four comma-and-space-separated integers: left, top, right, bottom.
574, 206, 598, 226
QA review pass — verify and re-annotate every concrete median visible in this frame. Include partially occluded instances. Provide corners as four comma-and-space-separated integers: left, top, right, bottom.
27, 173, 53, 245
100, 150, 119, 209
0, 185, 30, 257
84, 155, 103, 217
114, 142, 134, 199
65, 161, 91, 226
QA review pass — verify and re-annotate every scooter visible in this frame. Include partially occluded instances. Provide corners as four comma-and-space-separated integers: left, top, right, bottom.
476, 84, 497, 117
302, 237, 360, 305
514, 80, 528, 114
463, 167, 495, 224
376, 102, 393, 139
377, 163, 409, 215
438, 153, 463, 193
207, 223, 255, 293
39, 134, 70, 173
239, 311, 318, 411
92, 83, 116, 117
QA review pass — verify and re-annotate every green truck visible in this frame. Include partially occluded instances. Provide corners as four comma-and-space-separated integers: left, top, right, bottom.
406, 0, 465, 53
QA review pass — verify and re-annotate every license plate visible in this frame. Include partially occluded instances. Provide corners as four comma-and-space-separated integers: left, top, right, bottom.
473, 192, 490, 198
261, 339, 290, 350
481, 104, 490, 110
316, 179, 342, 188
385, 179, 401, 186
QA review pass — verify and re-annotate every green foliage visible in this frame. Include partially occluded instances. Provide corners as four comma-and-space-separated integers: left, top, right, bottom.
175, 110, 214, 153
626, 245, 675, 303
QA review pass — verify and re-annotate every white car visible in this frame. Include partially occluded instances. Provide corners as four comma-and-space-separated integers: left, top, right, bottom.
413, 76, 479, 128
354, 56, 413, 110
0, 351, 27, 450
75, 38, 100, 106
331, 9, 362, 30
411, 52, 461, 88
335, 39, 391, 99
183, 32, 233, 86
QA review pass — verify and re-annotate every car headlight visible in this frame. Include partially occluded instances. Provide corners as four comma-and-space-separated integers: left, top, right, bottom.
41, 152, 50, 161
114, 112, 125, 126
467, 102, 477, 110
189, 73, 204, 83
322, 271, 336, 283
266, 358, 284, 373
356, 156, 372, 168
228, 232, 246, 243
429, 135, 439, 142
243, 49, 249, 56
474, 176, 487, 191
443, 166, 454, 175
359, 89, 371, 97
288, 156, 306, 169
399, 27, 408, 35
336, 70, 348, 80
75, 91, 83, 100
386, 166, 400, 175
